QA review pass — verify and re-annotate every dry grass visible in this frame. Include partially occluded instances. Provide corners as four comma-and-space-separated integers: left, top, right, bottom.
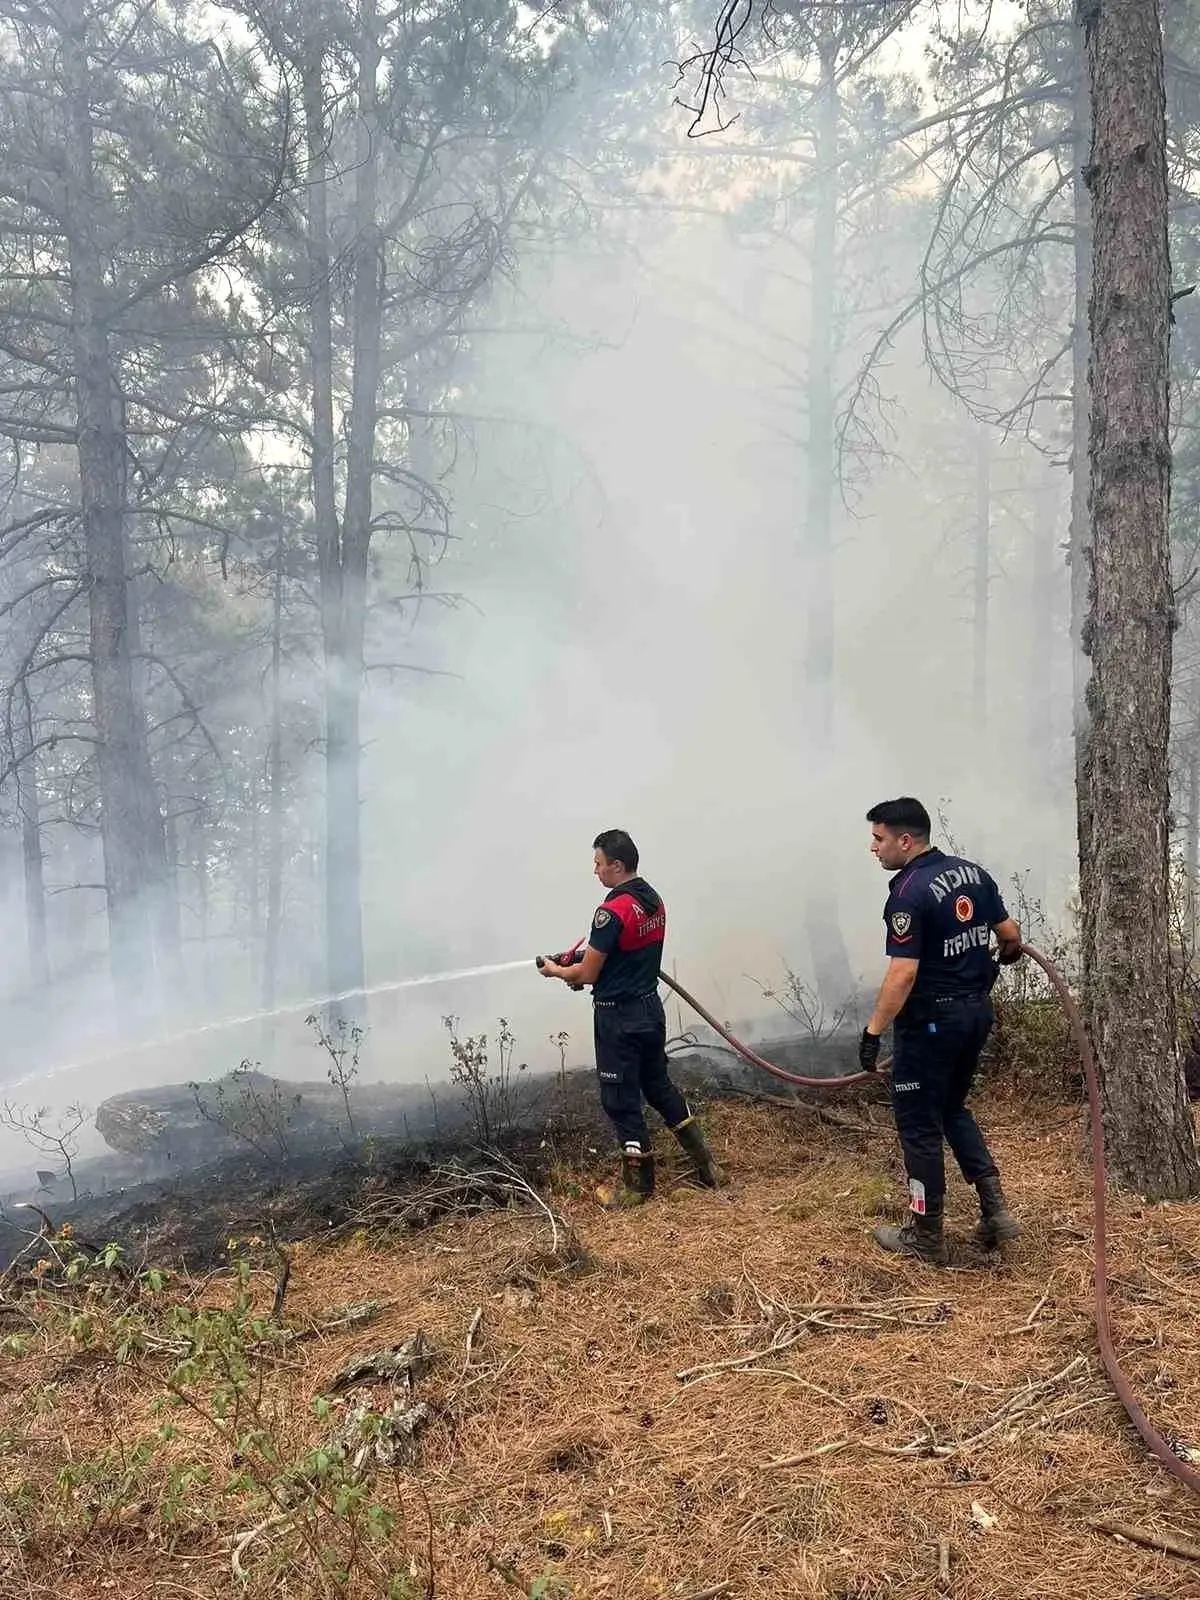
3, 1090, 1200, 1599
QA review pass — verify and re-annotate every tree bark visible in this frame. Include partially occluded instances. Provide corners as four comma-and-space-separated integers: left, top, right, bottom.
1070, 37, 1094, 754
62, 7, 169, 1021
1071, 25, 1098, 1006
1080, 0, 1199, 1197
1185, 714, 1200, 928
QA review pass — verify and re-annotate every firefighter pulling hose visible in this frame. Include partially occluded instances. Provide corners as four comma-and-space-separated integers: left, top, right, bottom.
538, 814, 1200, 1501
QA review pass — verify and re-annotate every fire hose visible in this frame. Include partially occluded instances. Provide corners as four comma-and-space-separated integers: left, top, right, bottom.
652, 949, 1200, 1499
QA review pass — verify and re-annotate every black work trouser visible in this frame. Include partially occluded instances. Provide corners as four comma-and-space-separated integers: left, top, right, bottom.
593, 992, 689, 1150
890, 995, 998, 1213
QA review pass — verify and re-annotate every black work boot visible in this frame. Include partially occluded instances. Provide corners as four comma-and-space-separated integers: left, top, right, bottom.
873, 1198, 948, 1266
971, 1173, 1022, 1249
672, 1113, 725, 1189
597, 1144, 655, 1208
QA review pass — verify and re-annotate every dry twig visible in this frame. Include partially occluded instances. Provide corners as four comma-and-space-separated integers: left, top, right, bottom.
464, 1305, 483, 1371
937, 1535, 953, 1591
768, 1356, 1099, 1465
678, 1293, 954, 1385
1088, 1520, 1200, 1563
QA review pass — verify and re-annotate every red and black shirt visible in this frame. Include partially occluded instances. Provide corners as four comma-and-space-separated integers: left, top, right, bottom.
587, 877, 666, 1001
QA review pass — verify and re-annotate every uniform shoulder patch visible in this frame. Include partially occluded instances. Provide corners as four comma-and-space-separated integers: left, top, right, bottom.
593, 907, 612, 930
890, 911, 912, 937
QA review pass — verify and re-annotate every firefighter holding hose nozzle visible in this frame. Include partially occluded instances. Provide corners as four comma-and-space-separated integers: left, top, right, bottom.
538, 829, 723, 1206
859, 797, 1024, 1266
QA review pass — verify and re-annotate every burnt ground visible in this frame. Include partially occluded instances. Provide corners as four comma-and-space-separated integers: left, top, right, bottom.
0, 1045, 890, 1274
0, 1068, 614, 1273
3, 1086, 1200, 1600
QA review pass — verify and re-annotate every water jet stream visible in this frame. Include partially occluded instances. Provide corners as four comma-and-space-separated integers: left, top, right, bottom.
8, 958, 533, 1094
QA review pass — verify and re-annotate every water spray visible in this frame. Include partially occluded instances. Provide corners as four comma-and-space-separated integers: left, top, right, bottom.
8, 957, 533, 1094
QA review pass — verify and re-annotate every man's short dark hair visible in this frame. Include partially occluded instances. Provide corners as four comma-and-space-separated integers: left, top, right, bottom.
593, 829, 639, 872
865, 797, 931, 838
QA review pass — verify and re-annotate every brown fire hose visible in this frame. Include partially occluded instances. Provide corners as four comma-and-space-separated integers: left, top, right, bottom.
660, 970, 881, 1088
1019, 943, 1200, 1497
661, 949, 1200, 1499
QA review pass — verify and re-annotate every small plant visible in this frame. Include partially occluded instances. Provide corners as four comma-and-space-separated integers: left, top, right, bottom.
189, 1062, 301, 1172
424, 1077, 443, 1137
0, 1100, 88, 1201
934, 796, 965, 856
0, 1228, 435, 1594
989, 872, 1079, 1092
550, 1030, 569, 1089
441, 1015, 527, 1145
487, 1553, 571, 1596
306, 1011, 362, 1143
754, 968, 859, 1045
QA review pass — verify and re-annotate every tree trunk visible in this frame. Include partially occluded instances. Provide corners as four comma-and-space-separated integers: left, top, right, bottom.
1070, 43, 1094, 746
967, 428, 992, 860
195, 823, 210, 1006
801, 37, 853, 1003
301, 17, 367, 1016
805, 41, 838, 754
126, 589, 182, 995
304, 0, 384, 1020
161, 798, 182, 988
263, 533, 285, 1014
1080, 0, 1199, 1197
1030, 477, 1057, 767
1071, 28, 1097, 996
327, 0, 383, 1017
972, 428, 990, 731
1185, 713, 1200, 929
62, 8, 168, 1022
16, 679, 50, 988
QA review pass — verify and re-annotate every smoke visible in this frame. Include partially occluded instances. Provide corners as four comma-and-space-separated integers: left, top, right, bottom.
0, 13, 1078, 1178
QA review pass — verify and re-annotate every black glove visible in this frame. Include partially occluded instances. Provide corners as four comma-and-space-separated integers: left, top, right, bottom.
997, 941, 1022, 965
859, 1028, 882, 1072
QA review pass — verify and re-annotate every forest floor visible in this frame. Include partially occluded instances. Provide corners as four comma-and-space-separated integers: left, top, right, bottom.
2, 1088, 1200, 1600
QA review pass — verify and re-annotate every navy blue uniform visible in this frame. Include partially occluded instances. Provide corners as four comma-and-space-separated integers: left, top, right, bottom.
585, 877, 688, 1151
882, 849, 1008, 1212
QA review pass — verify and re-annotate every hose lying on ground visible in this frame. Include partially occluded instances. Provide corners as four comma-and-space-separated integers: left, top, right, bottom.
1019, 943, 1200, 1498
661, 949, 1200, 1500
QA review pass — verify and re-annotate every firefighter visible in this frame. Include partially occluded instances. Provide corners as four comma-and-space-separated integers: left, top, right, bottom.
858, 797, 1024, 1264
538, 829, 722, 1203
